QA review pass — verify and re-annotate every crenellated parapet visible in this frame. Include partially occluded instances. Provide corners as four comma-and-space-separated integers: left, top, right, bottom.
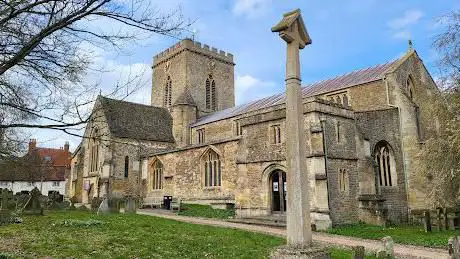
153, 38, 234, 68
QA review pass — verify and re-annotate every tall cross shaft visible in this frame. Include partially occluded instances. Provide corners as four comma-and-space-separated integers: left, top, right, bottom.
272, 9, 312, 247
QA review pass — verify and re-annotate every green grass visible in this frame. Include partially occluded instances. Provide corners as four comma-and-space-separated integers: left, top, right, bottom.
329, 248, 377, 259
0, 211, 282, 258
0, 210, 375, 258
327, 223, 460, 248
177, 203, 235, 219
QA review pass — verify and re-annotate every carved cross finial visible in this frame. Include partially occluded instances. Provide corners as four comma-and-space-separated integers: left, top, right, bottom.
271, 9, 311, 49
408, 39, 413, 50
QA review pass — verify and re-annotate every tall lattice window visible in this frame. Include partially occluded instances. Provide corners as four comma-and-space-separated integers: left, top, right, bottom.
375, 142, 396, 187
124, 156, 129, 178
203, 149, 221, 187
89, 128, 99, 172
152, 161, 163, 190
206, 75, 217, 111
164, 75, 172, 107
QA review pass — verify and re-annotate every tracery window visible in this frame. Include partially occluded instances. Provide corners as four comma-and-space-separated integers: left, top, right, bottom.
203, 149, 221, 187
374, 142, 396, 187
152, 161, 163, 190
197, 128, 205, 144
205, 75, 217, 111
89, 128, 99, 172
164, 75, 172, 107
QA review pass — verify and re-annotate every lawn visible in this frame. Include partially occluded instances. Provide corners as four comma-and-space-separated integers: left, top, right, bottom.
0, 210, 377, 258
327, 223, 459, 248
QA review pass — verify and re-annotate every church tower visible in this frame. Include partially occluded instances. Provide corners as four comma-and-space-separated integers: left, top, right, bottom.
151, 39, 235, 118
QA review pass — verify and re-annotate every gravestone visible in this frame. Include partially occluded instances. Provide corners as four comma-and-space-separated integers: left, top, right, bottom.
97, 198, 110, 215
0, 188, 13, 211
125, 197, 137, 213
423, 211, 432, 232
381, 236, 394, 258
448, 213, 456, 231
23, 187, 43, 215
448, 236, 460, 259
352, 246, 364, 259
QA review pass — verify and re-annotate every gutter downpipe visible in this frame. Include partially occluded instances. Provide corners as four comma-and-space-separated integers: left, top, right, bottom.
384, 76, 410, 215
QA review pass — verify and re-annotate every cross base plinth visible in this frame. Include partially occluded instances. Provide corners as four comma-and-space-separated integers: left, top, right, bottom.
270, 245, 330, 259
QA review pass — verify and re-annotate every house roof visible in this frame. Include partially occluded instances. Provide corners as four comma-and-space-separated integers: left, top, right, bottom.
191, 57, 401, 127
99, 96, 175, 143
0, 148, 69, 182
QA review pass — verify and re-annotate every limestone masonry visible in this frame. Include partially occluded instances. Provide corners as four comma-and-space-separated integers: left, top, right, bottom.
70, 35, 441, 228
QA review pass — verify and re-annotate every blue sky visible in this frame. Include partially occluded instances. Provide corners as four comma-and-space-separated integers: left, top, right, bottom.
32, 0, 458, 150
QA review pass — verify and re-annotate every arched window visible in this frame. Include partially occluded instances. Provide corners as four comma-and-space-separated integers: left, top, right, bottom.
89, 128, 99, 172
202, 149, 221, 187
374, 142, 397, 187
406, 76, 414, 99
335, 96, 342, 104
164, 75, 172, 107
339, 169, 349, 193
342, 94, 349, 108
205, 75, 217, 111
152, 161, 163, 190
124, 156, 129, 178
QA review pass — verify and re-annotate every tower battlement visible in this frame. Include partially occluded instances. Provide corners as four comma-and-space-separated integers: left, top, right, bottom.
153, 39, 234, 67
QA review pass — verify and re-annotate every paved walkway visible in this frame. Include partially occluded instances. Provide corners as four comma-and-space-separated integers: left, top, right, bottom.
137, 209, 449, 259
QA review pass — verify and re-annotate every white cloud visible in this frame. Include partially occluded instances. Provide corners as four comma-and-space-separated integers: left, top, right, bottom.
387, 9, 423, 40
235, 74, 277, 105
387, 9, 424, 30
233, 0, 272, 18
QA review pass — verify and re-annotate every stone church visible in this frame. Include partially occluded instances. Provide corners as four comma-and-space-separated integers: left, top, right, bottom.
69, 35, 440, 229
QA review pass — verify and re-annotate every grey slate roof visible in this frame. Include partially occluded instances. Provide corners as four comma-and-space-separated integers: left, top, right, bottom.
191, 58, 399, 127
100, 96, 175, 143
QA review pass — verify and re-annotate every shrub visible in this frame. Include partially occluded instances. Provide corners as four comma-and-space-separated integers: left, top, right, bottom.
70, 195, 79, 204
90, 197, 103, 210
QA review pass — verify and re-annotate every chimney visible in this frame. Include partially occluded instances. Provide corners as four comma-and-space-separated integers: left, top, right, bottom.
28, 139, 37, 153
64, 141, 69, 152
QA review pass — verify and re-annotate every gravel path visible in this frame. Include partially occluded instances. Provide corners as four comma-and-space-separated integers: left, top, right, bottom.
137, 209, 449, 259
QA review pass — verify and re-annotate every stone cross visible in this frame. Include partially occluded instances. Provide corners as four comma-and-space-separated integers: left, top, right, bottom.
272, 9, 312, 247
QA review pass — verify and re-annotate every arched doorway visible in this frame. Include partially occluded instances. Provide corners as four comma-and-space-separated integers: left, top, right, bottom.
270, 170, 287, 213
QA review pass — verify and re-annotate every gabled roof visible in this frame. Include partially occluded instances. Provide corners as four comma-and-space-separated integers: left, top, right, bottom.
99, 96, 175, 143
192, 57, 402, 127
173, 88, 196, 106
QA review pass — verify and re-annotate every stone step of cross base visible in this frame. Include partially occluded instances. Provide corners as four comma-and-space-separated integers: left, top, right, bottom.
227, 216, 287, 228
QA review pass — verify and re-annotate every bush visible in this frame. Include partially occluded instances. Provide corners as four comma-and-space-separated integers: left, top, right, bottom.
177, 204, 235, 219
70, 195, 79, 204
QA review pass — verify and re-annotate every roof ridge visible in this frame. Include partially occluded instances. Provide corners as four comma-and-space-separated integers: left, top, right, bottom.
100, 95, 164, 110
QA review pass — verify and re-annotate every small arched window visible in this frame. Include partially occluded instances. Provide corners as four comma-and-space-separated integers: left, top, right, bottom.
152, 161, 163, 190
202, 149, 221, 187
124, 156, 129, 178
339, 169, 349, 193
164, 75, 172, 107
374, 142, 397, 187
89, 128, 99, 172
342, 94, 349, 108
406, 76, 414, 99
205, 75, 217, 111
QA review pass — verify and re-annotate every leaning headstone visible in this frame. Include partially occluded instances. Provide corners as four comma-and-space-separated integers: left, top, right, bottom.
97, 198, 110, 215
448, 236, 460, 259
423, 211, 432, 232
23, 187, 43, 215
381, 236, 394, 258
352, 246, 365, 259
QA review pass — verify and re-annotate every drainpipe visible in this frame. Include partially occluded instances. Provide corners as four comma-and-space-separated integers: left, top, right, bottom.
319, 116, 331, 215
384, 76, 410, 213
